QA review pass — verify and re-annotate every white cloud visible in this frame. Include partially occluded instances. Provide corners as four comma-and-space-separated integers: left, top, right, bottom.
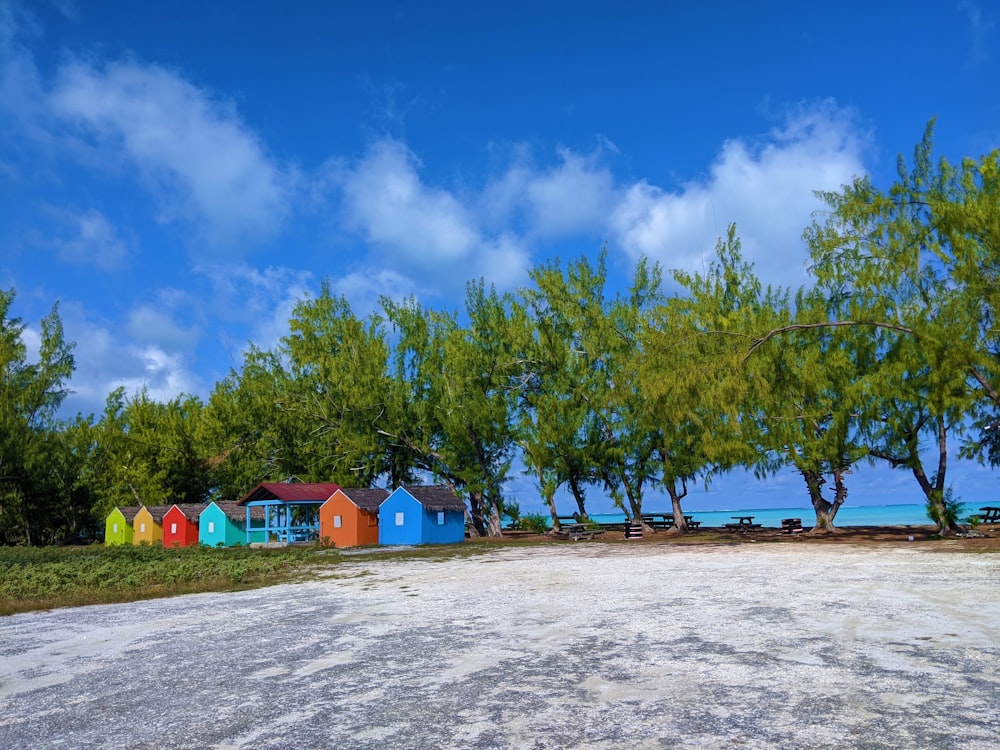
60, 305, 202, 416
49, 60, 292, 247
194, 262, 313, 354
0, 2, 46, 141
127, 303, 198, 353
959, 1, 994, 63
47, 209, 128, 269
609, 102, 870, 289
339, 139, 480, 263
481, 147, 616, 239
335, 138, 532, 295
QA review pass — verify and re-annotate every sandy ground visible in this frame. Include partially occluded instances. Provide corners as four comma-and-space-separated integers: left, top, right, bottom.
1, 543, 998, 749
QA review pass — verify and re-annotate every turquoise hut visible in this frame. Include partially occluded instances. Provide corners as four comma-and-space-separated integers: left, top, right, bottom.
199, 502, 266, 547
378, 485, 466, 546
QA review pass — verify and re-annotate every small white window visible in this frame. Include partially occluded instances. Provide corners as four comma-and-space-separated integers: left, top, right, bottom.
112, 523, 119, 533
333, 515, 342, 528
170, 523, 177, 534
208, 521, 215, 533
437, 511, 445, 525
140, 523, 146, 532
395, 512, 405, 526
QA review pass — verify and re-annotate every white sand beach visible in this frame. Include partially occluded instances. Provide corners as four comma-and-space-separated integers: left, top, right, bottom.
1, 543, 998, 749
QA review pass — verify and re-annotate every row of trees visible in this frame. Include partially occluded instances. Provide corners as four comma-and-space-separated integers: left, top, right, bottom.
2, 127, 998, 545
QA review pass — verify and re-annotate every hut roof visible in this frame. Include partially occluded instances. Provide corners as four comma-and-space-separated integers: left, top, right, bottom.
168, 503, 208, 520
237, 482, 341, 505
338, 488, 389, 513
115, 506, 142, 522
140, 505, 173, 522
213, 501, 265, 522
401, 485, 467, 513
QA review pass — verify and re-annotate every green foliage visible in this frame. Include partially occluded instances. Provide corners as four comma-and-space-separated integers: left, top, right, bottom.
519, 513, 550, 533
925, 486, 963, 529
0, 544, 332, 614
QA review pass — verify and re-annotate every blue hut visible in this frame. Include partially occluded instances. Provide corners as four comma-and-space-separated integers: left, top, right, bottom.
199, 501, 266, 547
378, 485, 467, 546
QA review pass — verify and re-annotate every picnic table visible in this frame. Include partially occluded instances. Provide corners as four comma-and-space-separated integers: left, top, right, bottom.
725, 515, 762, 533
979, 506, 1000, 524
639, 513, 702, 530
641, 513, 674, 530
553, 523, 605, 541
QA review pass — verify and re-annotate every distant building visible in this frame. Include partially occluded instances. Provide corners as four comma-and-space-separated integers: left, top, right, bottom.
378, 486, 466, 546
199, 501, 267, 547
319, 488, 388, 548
162, 504, 205, 548
104, 506, 140, 546
236, 482, 341, 544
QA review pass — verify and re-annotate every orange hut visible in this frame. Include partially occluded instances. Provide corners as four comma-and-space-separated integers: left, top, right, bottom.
162, 504, 204, 547
319, 488, 388, 548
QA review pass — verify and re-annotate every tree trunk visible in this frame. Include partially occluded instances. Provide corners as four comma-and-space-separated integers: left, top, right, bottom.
801, 468, 839, 534
467, 490, 487, 536
665, 478, 689, 534
567, 476, 588, 520
464, 508, 481, 538
486, 496, 504, 537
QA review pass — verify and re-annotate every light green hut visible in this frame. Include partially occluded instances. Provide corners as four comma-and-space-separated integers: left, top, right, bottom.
105, 506, 140, 545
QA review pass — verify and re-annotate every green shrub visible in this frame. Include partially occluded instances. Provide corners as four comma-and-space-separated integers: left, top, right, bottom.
519, 513, 551, 533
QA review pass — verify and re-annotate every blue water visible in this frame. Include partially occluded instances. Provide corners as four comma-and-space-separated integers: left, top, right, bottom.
570, 502, 972, 528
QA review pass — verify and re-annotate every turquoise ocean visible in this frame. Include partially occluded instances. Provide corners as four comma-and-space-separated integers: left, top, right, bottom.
579, 502, 979, 528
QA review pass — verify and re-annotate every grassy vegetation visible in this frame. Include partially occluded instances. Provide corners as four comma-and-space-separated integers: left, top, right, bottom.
0, 544, 343, 616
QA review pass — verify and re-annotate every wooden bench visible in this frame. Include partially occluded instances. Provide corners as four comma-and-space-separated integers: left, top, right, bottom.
780, 518, 805, 534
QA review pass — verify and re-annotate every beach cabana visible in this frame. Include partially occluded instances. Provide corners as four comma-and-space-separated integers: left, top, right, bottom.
161, 504, 204, 547
132, 505, 171, 545
199, 501, 267, 547
236, 482, 341, 544
105, 506, 140, 546
319, 488, 388, 548
378, 485, 466, 546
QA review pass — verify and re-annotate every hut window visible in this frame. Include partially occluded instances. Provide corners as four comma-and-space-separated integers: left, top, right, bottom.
171, 523, 177, 534
208, 521, 215, 533
437, 511, 445, 525
334, 515, 342, 528
395, 512, 404, 526
140, 523, 146, 532
112, 523, 119, 533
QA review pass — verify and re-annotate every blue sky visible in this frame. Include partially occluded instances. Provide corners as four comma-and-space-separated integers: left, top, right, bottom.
2, 0, 999, 513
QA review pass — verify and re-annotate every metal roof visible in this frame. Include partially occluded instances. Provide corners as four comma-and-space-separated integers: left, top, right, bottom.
237, 482, 342, 505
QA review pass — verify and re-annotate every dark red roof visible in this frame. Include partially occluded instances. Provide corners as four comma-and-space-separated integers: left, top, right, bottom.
335, 488, 389, 513
237, 482, 341, 505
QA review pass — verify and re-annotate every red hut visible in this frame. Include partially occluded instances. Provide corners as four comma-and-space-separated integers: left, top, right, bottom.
162, 504, 204, 547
